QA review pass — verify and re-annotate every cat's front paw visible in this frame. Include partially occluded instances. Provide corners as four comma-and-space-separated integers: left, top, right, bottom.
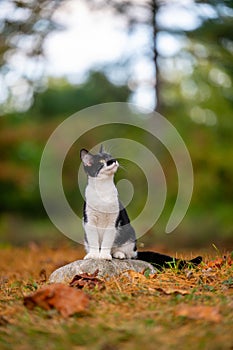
84, 252, 99, 260
99, 252, 112, 260
112, 251, 126, 259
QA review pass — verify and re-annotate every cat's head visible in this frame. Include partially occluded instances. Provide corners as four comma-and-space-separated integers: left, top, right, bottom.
80, 146, 119, 178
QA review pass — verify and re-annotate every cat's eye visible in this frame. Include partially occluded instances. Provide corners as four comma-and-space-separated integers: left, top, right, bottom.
99, 159, 105, 164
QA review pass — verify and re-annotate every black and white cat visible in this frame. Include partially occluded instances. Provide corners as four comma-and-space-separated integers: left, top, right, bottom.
80, 146, 202, 269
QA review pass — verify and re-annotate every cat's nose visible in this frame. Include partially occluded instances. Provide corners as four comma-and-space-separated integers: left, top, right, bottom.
106, 159, 117, 166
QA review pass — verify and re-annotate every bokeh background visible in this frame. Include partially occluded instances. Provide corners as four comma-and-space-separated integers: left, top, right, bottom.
0, 0, 232, 250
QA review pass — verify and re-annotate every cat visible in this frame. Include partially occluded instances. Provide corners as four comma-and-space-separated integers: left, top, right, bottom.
80, 146, 202, 270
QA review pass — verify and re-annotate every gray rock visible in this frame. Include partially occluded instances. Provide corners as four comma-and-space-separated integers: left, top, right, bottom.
49, 259, 155, 284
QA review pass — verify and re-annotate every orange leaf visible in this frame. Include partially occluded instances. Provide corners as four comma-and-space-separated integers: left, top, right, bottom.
70, 270, 105, 290
24, 283, 89, 317
207, 258, 224, 269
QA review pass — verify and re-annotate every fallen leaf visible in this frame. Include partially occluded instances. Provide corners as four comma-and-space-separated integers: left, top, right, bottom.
24, 283, 89, 317
175, 305, 222, 323
207, 258, 224, 269
70, 270, 105, 290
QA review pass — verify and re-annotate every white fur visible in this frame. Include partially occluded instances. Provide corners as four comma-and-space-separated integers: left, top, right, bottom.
84, 162, 119, 260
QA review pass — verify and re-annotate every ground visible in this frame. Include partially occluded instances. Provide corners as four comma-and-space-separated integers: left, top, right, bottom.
0, 244, 232, 350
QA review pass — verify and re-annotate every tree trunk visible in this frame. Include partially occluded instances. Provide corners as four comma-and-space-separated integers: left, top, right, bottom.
151, 0, 161, 112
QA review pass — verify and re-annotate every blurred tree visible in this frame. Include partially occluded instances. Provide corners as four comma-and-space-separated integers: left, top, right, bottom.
162, 0, 233, 124
87, 0, 163, 111
30, 71, 131, 119
0, 0, 65, 115
160, 0, 233, 239
0, 72, 130, 216
88, 0, 233, 115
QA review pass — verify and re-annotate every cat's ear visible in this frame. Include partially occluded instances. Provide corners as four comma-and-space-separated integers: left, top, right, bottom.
99, 144, 104, 153
80, 149, 93, 167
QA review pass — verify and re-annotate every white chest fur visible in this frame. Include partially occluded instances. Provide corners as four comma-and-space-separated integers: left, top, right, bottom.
83, 168, 136, 261
85, 176, 119, 228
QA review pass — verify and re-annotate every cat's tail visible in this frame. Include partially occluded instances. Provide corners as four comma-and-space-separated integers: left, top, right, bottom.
137, 251, 202, 271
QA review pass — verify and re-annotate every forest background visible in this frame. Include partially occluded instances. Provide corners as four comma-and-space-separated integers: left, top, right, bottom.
0, 0, 232, 250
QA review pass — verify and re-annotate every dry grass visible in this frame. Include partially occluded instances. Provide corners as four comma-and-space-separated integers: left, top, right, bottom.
0, 244, 232, 350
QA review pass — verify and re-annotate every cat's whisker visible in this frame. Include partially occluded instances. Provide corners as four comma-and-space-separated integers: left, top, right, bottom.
106, 145, 114, 154
101, 143, 113, 155
117, 159, 129, 171
118, 164, 128, 172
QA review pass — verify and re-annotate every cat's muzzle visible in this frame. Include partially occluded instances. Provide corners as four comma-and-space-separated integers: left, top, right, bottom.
106, 159, 117, 166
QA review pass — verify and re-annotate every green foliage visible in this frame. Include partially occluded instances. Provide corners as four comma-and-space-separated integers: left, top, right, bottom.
0, 72, 130, 221
159, 0, 233, 243
30, 71, 131, 119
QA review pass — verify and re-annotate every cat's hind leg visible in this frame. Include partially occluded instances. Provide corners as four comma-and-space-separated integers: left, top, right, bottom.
112, 241, 137, 259
112, 251, 125, 259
